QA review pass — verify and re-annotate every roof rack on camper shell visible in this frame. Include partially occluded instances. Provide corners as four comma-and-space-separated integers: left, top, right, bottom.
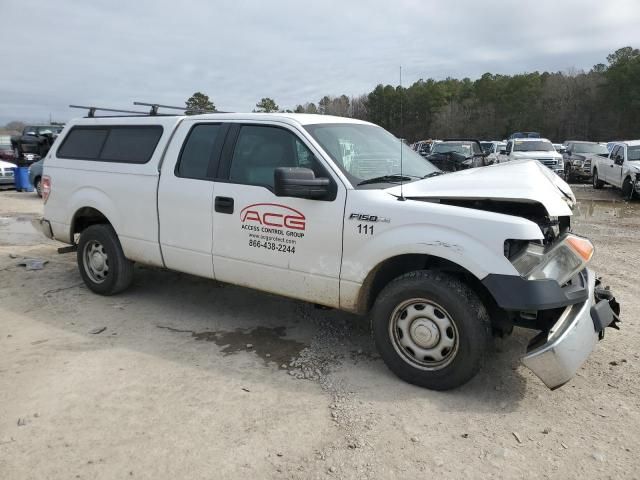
69, 101, 226, 118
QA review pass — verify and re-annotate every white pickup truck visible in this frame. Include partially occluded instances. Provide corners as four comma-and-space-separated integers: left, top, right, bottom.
499, 138, 564, 175
36, 113, 620, 390
591, 140, 640, 198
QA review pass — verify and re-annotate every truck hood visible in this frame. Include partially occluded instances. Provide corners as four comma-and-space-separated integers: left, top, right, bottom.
386, 160, 575, 216
627, 160, 640, 173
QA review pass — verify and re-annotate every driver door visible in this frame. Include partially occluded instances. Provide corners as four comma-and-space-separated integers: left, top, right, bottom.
603, 146, 619, 184
610, 145, 625, 187
212, 123, 346, 307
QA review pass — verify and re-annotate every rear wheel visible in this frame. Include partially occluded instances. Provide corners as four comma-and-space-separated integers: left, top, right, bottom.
77, 224, 134, 295
371, 270, 491, 390
592, 169, 604, 189
34, 177, 42, 197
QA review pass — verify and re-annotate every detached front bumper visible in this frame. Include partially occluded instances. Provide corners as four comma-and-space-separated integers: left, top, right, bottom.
521, 269, 620, 389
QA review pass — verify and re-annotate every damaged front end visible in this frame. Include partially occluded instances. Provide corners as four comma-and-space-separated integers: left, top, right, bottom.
486, 232, 621, 389
520, 272, 620, 389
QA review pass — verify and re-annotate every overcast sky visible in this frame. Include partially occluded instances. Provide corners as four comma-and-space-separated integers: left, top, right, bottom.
1, 0, 639, 124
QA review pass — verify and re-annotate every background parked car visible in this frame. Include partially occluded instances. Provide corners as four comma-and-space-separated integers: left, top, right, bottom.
426, 139, 488, 172
28, 158, 44, 197
500, 138, 564, 175
0, 160, 16, 186
563, 141, 609, 182
0, 136, 16, 162
553, 143, 567, 154
480, 141, 506, 163
508, 131, 541, 139
592, 140, 640, 198
10, 125, 64, 164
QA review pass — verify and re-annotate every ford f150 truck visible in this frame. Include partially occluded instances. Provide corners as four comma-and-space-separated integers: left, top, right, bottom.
35, 113, 620, 391
591, 140, 640, 198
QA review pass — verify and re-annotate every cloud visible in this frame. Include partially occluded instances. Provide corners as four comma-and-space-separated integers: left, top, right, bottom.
0, 0, 639, 123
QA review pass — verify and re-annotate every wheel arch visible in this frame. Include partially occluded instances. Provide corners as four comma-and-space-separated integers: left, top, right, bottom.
70, 206, 114, 243
354, 253, 499, 318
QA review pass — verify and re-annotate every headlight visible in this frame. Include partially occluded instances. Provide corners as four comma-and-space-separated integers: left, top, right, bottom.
510, 234, 593, 285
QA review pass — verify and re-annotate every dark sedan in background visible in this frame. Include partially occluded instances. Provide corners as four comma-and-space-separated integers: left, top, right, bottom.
426, 139, 490, 172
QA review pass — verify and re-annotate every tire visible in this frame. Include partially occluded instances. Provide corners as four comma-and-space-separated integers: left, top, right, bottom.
622, 177, 634, 200
592, 169, 604, 189
371, 270, 491, 390
564, 166, 572, 183
13, 146, 21, 160
34, 177, 42, 197
77, 224, 134, 295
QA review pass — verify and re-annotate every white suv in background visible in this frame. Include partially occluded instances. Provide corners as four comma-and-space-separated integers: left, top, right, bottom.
501, 138, 564, 175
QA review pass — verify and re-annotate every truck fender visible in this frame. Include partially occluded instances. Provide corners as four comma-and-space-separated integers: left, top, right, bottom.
68, 187, 120, 241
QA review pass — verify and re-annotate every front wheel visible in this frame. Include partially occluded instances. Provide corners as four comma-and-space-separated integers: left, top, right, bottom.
77, 224, 134, 295
564, 166, 572, 183
593, 169, 604, 189
371, 271, 491, 390
622, 177, 634, 200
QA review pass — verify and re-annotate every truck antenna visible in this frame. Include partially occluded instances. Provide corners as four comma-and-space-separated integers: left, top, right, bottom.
398, 65, 406, 201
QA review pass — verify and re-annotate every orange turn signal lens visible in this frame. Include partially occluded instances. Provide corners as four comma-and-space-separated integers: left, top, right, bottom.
565, 235, 594, 262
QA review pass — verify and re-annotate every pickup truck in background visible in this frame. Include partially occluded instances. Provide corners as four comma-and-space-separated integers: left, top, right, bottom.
499, 138, 564, 175
591, 140, 640, 198
35, 113, 620, 391
11, 125, 64, 163
562, 141, 609, 183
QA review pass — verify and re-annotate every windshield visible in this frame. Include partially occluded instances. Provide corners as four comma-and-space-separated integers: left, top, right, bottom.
304, 123, 439, 186
629, 146, 640, 161
513, 140, 554, 152
572, 143, 609, 155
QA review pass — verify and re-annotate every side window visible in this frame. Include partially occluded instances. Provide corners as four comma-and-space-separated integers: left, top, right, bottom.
610, 146, 620, 160
57, 128, 109, 160
229, 126, 323, 189
176, 124, 224, 179
57, 126, 163, 163
100, 127, 163, 163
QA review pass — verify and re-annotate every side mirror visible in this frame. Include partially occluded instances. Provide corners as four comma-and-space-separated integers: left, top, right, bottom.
274, 167, 330, 199
499, 149, 507, 155
615, 156, 624, 165
565, 150, 572, 156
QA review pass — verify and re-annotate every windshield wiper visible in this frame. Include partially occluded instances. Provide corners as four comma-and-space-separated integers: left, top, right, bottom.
423, 171, 444, 178
357, 174, 419, 186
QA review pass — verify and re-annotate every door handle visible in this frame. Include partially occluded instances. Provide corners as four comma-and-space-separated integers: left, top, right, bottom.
215, 196, 234, 214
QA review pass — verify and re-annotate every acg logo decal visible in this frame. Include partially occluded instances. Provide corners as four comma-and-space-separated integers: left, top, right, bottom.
240, 203, 306, 231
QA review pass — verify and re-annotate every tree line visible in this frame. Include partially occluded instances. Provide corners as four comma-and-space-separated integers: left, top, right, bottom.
8, 47, 636, 143
186, 46, 639, 143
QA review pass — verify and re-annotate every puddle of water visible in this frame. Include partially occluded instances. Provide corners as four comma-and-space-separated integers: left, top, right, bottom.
157, 325, 306, 367
574, 200, 640, 220
0, 215, 43, 246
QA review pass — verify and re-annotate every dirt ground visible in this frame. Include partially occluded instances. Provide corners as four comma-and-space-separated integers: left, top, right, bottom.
1, 186, 639, 480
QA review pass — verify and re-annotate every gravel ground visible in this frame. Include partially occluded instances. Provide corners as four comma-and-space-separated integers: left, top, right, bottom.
0, 186, 639, 479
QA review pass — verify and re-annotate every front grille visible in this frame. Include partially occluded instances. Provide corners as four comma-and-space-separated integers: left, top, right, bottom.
537, 158, 557, 168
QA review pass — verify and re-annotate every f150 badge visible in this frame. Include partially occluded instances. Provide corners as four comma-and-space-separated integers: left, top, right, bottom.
348, 213, 390, 223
